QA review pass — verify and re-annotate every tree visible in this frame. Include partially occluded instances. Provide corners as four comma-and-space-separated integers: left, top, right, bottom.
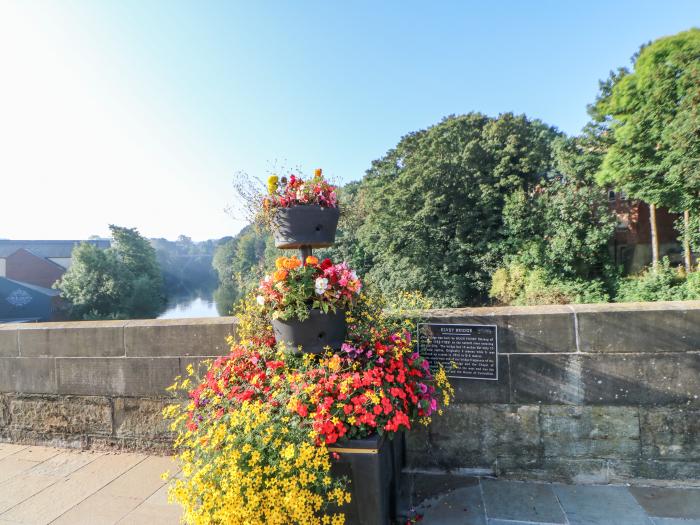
55, 225, 165, 319
352, 113, 560, 306
593, 29, 700, 270
501, 182, 616, 281
55, 243, 131, 318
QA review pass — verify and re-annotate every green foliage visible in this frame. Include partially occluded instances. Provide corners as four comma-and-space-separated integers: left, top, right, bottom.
56, 225, 165, 319
594, 29, 700, 213
501, 182, 617, 280
490, 263, 610, 306
352, 112, 560, 307
616, 258, 689, 302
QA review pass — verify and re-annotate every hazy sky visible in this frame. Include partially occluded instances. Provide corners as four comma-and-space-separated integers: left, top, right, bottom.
2, 1, 699, 241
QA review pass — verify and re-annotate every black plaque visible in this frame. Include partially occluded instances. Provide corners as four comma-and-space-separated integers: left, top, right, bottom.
418, 323, 498, 380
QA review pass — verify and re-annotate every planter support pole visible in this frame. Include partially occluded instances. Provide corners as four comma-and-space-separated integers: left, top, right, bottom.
300, 245, 312, 261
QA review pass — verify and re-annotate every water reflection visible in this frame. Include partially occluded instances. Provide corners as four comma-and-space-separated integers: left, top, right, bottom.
157, 283, 239, 319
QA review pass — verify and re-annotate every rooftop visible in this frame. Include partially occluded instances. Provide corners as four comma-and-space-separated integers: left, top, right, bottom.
0, 240, 110, 259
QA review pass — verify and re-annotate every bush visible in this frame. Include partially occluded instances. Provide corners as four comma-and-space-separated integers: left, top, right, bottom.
490, 263, 610, 306
615, 258, 700, 302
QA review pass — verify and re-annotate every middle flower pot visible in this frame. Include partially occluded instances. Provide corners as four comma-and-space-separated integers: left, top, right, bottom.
272, 308, 346, 354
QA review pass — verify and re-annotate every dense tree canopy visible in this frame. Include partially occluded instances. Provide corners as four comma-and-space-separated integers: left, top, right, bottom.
350, 113, 560, 306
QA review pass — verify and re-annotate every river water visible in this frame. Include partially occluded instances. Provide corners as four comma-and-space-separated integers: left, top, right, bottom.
158, 293, 221, 319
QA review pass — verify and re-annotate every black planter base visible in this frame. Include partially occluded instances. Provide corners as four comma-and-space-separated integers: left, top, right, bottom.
272, 309, 346, 354
328, 433, 405, 525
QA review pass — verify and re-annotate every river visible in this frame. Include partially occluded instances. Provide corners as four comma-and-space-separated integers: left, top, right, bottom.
158, 293, 221, 319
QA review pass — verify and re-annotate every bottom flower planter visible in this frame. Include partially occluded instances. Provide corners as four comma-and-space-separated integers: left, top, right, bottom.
328, 433, 405, 525
272, 308, 346, 354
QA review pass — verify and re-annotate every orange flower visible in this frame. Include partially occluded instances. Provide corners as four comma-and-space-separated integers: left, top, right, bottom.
273, 269, 288, 282
283, 256, 301, 270
305, 255, 319, 266
314, 168, 322, 177
275, 257, 287, 270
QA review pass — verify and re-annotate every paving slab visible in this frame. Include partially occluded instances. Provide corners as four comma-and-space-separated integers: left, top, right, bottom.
116, 502, 182, 525
417, 484, 486, 525
0, 453, 144, 524
630, 487, 700, 519
50, 494, 144, 525
26, 450, 101, 478
0, 457, 49, 484
9, 447, 61, 463
481, 480, 567, 524
0, 444, 28, 461
553, 484, 652, 525
0, 475, 63, 515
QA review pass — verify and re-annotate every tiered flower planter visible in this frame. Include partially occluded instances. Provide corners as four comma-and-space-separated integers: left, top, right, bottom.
272, 203, 400, 525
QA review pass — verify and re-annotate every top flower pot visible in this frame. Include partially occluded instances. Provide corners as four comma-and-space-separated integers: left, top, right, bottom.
272, 205, 340, 249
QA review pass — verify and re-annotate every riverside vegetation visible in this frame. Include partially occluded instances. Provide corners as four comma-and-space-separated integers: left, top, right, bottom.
220, 29, 700, 308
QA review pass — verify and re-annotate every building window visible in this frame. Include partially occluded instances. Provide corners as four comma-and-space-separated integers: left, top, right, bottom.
608, 190, 616, 202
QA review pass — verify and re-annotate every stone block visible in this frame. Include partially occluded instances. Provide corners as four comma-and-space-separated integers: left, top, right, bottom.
536, 458, 609, 484
510, 354, 584, 404
541, 405, 640, 459
422, 305, 576, 353
451, 356, 510, 404
609, 459, 700, 483
17, 321, 126, 357
56, 357, 180, 396
113, 398, 173, 439
420, 404, 541, 470
0, 357, 56, 394
582, 354, 700, 406
0, 393, 8, 428
7, 395, 112, 435
124, 317, 236, 357
0, 327, 18, 357
640, 408, 700, 460
574, 302, 700, 353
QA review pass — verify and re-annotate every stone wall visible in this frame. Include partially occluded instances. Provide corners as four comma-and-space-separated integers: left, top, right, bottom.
0, 317, 235, 452
0, 302, 698, 483
406, 302, 700, 484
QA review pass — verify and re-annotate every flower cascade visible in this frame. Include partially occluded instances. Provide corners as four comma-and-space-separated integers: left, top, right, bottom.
257, 255, 362, 321
163, 290, 453, 525
266, 168, 338, 208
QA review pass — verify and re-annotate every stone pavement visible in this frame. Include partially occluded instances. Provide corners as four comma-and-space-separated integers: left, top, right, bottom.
0, 443, 181, 524
407, 473, 700, 525
2, 444, 700, 525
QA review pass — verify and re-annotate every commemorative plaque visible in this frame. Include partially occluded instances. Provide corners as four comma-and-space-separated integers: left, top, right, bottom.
418, 323, 498, 380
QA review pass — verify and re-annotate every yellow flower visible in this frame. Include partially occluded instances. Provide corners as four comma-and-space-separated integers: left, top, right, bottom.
314, 168, 322, 178
267, 175, 279, 194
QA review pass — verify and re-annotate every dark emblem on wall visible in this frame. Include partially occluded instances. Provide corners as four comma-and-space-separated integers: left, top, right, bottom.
418, 323, 498, 380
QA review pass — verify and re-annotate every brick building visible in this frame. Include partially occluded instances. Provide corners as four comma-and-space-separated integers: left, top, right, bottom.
609, 191, 683, 272
0, 240, 110, 322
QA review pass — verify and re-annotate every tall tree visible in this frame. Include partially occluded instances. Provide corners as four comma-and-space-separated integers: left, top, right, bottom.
593, 29, 700, 270
354, 113, 559, 306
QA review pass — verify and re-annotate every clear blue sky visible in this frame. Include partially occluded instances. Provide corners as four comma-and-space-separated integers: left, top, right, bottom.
2, 1, 698, 241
